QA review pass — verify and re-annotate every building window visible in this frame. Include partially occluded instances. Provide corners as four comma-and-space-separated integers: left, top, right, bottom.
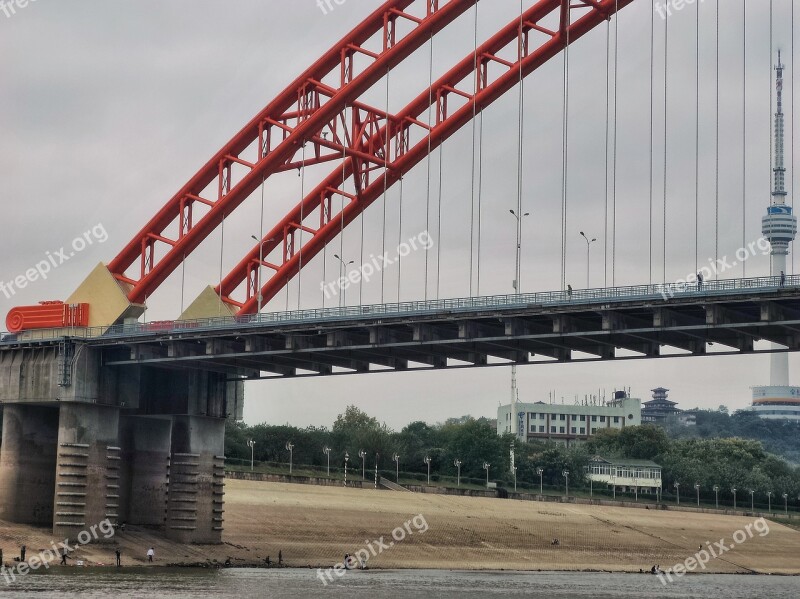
571, 427, 577, 434
613, 416, 620, 423
539, 426, 545, 433
591, 428, 597, 434
599, 416, 606, 423
560, 414, 566, 421
591, 415, 597, 422
530, 425, 536, 432
551, 426, 557, 433
580, 427, 586, 435
559, 426, 565, 434
580, 415, 586, 422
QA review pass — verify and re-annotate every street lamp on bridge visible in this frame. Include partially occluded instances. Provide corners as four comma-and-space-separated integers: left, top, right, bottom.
713, 485, 720, 509
694, 482, 701, 507
674, 482, 680, 505
483, 462, 491, 487
424, 456, 432, 485
732, 487, 737, 510
536, 467, 543, 495
454, 459, 462, 487
333, 254, 355, 306
392, 453, 400, 483
579, 231, 597, 288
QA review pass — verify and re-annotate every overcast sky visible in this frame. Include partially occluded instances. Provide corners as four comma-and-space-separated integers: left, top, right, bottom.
2, 0, 799, 430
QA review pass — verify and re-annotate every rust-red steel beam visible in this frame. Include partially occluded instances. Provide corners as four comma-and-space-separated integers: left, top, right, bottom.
107, 0, 477, 304
223, 0, 633, 314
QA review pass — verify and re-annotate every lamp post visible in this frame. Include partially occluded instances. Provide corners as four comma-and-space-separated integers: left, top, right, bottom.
359, 450, 367, 481
634, 478, 638, 502
250, 235, 275, 315
344, 451, 350, 486
674, 482, 680, 505
579, 231, 597, 288
333, 254, 355, 307
424, 456, 432, 485
323, 446, 331, 477
694, 482, 701, 507
713, 485, 720, 509
392, 453, 400, 483
247, 439, 256, 471
512, 466, 518, 492
562, 470, 570, 498
749, 489, 755, 511
537, 467, 543, 495
454, 459, 462, 488
767, 491, 773, 513
783, 493, 788, 515
483, 462, 491, 487
509, 209, 530, 293
285, 442, 294, 475
732, 487, 737, 510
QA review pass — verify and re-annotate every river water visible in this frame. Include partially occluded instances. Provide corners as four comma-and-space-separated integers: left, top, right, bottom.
0, 568, 796, 598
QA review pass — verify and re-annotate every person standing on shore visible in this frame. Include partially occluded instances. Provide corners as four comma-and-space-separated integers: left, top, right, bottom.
115, 549, 121, 567
20, 546, 25, 562
147, 547, 154, 563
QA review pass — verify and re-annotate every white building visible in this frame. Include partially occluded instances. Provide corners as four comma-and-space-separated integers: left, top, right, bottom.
586, 456, 662, 495
497, 391, 642, 447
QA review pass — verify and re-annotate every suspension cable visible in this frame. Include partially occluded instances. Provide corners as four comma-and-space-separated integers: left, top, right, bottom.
518, 18, 525, 295
742, 0, 747, 278
424, 33, 434, 301
663, 4, 668, 284
339, 111, 347, 304
469, 1, 479, 296
397, 177, 404, 302
715, 0, 720, 279
297, 141, 307, 309
560, 6, 570, 291
605, 20, 611, 287
649, 1, 654, 285
381, 69, 390, 304
694, 0, 700, 277
612, 0, 619, 286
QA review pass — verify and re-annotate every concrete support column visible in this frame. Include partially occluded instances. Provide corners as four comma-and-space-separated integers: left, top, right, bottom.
0, 405, 59, 525
121, 416, 171, 527
53, 403, 120, 541
166, 416, 225, 544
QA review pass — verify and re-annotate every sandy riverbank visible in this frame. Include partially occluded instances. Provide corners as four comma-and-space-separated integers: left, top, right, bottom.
1, 479, 798, 575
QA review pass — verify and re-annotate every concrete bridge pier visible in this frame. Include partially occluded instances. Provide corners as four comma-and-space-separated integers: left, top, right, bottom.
0, 404, 59, 525
53, 403, 121, 542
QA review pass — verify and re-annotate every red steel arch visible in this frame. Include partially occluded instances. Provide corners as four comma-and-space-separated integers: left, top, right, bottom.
222, 0, 634, 315
106, 0, 478, 305
7, 0, 635, 332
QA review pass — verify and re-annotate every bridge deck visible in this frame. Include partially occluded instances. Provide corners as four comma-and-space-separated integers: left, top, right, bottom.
2, 275, 800, 379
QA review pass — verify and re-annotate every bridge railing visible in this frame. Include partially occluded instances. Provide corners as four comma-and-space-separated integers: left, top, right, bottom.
1, 274, 797, 344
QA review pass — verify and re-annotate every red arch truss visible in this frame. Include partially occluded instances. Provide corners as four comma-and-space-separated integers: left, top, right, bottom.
221, 0, 633, 315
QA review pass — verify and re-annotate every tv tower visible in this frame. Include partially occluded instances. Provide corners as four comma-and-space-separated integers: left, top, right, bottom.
752, 51, 800, 421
